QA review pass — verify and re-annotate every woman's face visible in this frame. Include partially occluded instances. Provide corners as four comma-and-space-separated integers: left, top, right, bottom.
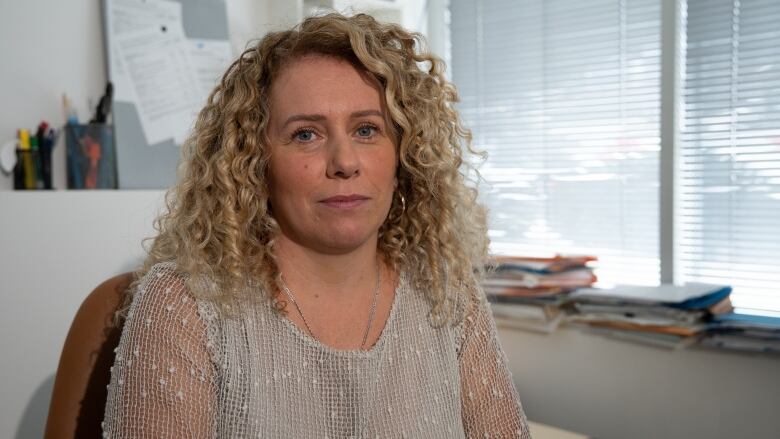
266, 55, 397, 255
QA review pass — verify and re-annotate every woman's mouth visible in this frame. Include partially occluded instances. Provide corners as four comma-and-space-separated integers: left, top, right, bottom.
319, 194, 370, 209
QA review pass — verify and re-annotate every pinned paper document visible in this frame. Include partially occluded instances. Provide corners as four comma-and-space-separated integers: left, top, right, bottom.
107, 0, 183, 102
107, 0, 234, 146
189, 39, 233, 97
115, 23, 202, 145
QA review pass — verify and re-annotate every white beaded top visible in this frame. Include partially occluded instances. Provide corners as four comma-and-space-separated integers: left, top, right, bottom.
102, 262, 531, 438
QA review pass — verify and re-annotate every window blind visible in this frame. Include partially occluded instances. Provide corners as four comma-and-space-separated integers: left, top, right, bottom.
682, 0, 780, 315
450, 0, 662, 286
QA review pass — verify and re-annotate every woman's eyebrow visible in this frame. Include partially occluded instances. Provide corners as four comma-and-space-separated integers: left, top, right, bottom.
350, 109, 384, 119
282, 114, 326, 128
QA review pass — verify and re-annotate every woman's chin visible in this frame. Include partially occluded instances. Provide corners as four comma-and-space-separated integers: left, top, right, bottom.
277, 216, 384, 255
311, 227, 379, 255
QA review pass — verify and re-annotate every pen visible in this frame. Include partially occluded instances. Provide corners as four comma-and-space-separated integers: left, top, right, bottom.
38, 121, 55, 189
62, 93, 78, 125
45, 127, 56, 189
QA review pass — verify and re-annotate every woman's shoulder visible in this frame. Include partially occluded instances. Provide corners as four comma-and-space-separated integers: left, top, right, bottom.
135, 261, 188, 298
126, 261, 204, 326
446, 281, 489, 355
144, 260, 185, 281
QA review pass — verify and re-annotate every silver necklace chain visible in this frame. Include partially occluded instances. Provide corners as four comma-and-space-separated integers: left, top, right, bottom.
280, 259, 381, 350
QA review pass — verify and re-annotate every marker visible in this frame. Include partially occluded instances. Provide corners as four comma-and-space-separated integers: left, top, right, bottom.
90, 82, 113, 124
40, 123, 55, 189
19, 129, 36, 189
19, 130, 33, 187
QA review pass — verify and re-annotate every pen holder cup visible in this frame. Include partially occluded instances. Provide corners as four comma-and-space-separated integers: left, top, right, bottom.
65, 124, 117, 189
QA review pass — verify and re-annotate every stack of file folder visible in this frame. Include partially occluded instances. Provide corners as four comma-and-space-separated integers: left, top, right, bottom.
566, 283, 733, 349
486, 258, 778, 353
701, 313, 780, 353
484, 255, 597, 333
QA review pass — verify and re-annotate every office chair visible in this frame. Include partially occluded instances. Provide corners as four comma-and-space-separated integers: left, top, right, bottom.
44, 273, 133, 439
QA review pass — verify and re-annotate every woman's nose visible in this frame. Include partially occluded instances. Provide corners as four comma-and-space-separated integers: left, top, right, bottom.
326, 134, 360, 179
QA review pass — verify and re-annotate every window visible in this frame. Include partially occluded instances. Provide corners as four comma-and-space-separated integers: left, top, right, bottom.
681, 0, 780, 315
450, 0, 662, 286
450, 0, 780, 315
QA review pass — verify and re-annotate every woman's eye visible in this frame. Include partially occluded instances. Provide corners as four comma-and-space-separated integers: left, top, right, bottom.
293, 129, 316, 142
356, 125, 377, 138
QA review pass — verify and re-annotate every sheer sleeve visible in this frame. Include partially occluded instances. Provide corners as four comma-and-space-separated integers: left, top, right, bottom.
102, 263, 217, 438
457, 289, 532, 438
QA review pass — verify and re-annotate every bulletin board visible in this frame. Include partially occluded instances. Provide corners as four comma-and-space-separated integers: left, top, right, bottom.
102, 0, 232, 188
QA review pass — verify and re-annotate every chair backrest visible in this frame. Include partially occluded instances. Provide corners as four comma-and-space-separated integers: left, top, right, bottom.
44, 273, 133, 439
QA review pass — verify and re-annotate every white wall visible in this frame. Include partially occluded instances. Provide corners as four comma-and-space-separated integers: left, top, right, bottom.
1, 1, 778, 438
499, 326, 780, 439
0, 190, 165, 438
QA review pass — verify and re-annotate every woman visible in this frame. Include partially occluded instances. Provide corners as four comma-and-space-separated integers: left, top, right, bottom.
103, 13, 532, 438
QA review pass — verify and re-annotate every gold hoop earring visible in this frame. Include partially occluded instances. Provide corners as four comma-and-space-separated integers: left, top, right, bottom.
389, 191, 406, 222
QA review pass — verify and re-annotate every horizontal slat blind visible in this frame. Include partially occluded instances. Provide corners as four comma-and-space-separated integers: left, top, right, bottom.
682, 0, 780, 315
450, 0, 661, 286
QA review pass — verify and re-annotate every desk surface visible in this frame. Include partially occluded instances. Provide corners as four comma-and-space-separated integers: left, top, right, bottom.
528, 421, 589, 439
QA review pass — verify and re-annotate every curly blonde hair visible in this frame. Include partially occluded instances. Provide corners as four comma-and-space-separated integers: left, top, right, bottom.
124, 13, 489, 325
